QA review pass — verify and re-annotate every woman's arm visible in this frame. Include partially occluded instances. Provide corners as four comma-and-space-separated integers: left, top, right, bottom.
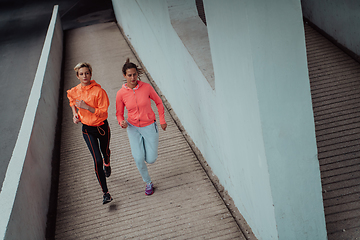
71, 105, 80, 124
75, 89, 108, 118
148, 85, 167, 130
93, 89, 109, 117
67, 88, 81, 124
75, 100, 95, 113
116, 91, 126, 128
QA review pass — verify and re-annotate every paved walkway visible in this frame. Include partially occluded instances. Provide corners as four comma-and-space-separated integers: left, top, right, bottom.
305, 24, 360, 240
54, 22, 250, 239
53, 21, 360, 239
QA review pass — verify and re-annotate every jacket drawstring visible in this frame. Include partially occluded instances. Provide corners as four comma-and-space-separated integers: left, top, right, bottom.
97, 126, 106, 136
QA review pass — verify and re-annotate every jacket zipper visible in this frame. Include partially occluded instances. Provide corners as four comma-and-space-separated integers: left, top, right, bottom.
133, 89, 141, 127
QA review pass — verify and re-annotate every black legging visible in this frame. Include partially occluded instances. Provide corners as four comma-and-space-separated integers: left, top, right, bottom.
82, 120, 111, 193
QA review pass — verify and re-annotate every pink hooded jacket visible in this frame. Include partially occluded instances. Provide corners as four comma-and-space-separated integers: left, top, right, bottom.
116, 81, 166, 127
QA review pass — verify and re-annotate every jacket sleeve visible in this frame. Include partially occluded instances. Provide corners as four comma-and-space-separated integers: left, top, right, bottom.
67, 88, 76, 107
149, 86, 166, 125
116, 90, 125, 124
94, 89, 109, 119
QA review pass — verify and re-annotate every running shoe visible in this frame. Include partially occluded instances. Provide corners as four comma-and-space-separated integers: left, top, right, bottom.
145, 182, 154, 195
104, 165, 111, 178
103, 158, 111, 178
103, 192, 113, 204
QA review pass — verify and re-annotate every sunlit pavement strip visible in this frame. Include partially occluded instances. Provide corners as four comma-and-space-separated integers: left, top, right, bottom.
55, 22, 245, 239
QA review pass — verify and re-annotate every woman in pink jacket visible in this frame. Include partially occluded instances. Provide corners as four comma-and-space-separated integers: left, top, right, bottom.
116, 58, 167, 195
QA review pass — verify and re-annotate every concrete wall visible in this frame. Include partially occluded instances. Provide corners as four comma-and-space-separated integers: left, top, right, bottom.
112, 0, 327, 239
302, 0, 360, 59
0, 6, 63, 240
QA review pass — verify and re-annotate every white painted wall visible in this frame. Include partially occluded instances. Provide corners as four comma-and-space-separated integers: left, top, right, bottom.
112, 0, 327, 239
0, 6, 63, 240
302, 0, 360, 58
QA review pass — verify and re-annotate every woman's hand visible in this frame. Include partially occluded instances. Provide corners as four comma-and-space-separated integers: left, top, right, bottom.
75, 99, 95, 113
73, 113, 80, 124
121, 120, 128, 128
161, 123, 167, 131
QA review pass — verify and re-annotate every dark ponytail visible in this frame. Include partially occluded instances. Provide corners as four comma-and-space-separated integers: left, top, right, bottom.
122, 58, 144, 77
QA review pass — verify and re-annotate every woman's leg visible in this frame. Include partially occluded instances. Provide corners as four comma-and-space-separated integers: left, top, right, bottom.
139, 122, 159, 164
127, 123, 151, 184
98, 120, 111, 175
82, 126, 109, 194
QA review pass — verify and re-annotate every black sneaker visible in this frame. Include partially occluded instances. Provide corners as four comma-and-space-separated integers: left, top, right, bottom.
103, 192, 113, 204
104, 165, 111, 178
103, 158, 111, 178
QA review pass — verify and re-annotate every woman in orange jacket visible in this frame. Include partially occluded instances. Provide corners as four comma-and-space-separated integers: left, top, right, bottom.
116, 58, 167, 195
67, 62, 113, 204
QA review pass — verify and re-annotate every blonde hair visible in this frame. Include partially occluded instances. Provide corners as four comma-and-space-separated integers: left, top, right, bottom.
74, 62, 92, 76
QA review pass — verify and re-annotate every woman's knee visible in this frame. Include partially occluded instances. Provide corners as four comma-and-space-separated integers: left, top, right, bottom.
146, 155, 157, 164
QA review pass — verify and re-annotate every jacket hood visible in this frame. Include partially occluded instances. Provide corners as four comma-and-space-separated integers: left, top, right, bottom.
79, 80, 101, 90
122, 80, 143, 90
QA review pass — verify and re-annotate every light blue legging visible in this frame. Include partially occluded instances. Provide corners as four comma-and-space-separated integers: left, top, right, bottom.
127, 122, 159, 184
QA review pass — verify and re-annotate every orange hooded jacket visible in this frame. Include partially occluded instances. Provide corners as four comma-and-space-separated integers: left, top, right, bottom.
116, 81, 166, 128
67, 80, 109, 126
